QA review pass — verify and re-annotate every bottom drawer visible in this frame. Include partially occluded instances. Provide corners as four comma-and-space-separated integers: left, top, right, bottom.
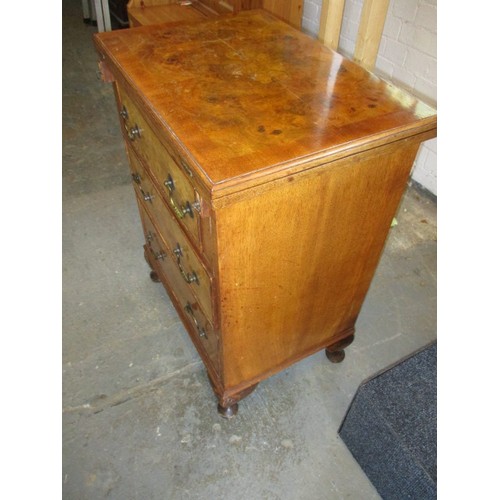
138, 202, 221, 376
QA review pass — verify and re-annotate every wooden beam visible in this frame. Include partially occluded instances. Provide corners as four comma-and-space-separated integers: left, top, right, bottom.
353, 0, 390, 70
262, 0, 303, 29
127, 0, 177, 7
318, 0, 345, 51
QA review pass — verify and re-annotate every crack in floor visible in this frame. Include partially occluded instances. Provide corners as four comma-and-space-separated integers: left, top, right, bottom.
62, 360, 202, 415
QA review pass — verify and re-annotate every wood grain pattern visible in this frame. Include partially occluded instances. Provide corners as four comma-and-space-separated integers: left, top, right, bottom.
94, 11, 436, 198
127, 0, 302, 29
319, 0, 346, 50
140, 206, 221, 377
263, 0, 303, 28
128, 4, 208, 27
127, 0, 261, 28
94, 11, 437, 413
216, 137, 421, 388
354, 0, 390, 70
127, 146, 215, 323
128, 0, 177, 7
117, 85, 202, 243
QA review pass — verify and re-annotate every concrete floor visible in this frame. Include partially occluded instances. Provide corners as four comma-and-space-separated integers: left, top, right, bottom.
62, 1, 437, 498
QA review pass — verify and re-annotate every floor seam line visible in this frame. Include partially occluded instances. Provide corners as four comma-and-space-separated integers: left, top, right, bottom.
62, 360, 203, 415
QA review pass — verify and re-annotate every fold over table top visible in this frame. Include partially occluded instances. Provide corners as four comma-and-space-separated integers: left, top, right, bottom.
94, 10, 437, 194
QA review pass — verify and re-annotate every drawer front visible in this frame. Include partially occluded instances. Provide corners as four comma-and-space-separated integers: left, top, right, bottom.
118, 86, 201, 243
129, 148, 214, 324
139, 204, 220, 374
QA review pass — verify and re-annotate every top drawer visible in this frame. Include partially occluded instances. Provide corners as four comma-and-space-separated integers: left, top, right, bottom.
117, 85, 201, 244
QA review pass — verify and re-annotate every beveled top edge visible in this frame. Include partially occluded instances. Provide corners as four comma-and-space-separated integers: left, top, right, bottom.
94, 10, 437, 196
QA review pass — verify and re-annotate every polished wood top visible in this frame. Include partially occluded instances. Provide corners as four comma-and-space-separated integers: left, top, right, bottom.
128, 4, 209, 27
94, 10, 436, 195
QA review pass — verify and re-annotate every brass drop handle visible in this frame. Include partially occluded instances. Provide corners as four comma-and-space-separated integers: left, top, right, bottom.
139, 187, 154, 203
173, 244, 199, 285
170, 198, 195, 220
126, 124, 141, 141
164, 174, 200, 219
184, 302, 207, 339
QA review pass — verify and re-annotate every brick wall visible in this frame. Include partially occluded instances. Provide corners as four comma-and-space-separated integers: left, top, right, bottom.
302, 0, 437, 195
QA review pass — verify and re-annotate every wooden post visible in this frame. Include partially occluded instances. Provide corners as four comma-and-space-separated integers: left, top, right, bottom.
319, 0, 346, 51
353, 0, 390, 70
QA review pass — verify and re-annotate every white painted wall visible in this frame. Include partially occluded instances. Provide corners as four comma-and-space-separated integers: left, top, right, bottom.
302, 0, 437, 196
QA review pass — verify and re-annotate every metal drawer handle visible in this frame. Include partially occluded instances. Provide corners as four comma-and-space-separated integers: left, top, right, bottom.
119, 105, 128, 120
120, 104, 141, 140
164, 174, 175, 192
173, 244, 199, 285
164, 174, 200, 219
184, 302, 207, 339
125, 123, 142, 141
169, 197, 195, 219
145, 224, 164, 264
131, 172, 141, 184
139, 187, 154, 203
154, 250, 167, 261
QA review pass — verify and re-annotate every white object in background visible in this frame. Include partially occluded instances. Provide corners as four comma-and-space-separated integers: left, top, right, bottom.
93, 0, 112, 32
82, 0, 91, 21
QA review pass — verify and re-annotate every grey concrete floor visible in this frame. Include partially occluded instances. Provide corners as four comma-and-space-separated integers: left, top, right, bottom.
62, 1, 437, 498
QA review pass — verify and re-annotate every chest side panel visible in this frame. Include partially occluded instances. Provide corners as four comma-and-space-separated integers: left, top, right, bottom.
216, 138, 421, 389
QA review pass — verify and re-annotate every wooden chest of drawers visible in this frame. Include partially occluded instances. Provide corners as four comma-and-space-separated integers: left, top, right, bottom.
94, 10, 437, 417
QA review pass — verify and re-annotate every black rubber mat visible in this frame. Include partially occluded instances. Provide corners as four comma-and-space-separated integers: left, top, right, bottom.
339, 342, 437, 499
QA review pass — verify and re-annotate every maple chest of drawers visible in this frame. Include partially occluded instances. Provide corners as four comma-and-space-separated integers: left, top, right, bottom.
94, 10, 437, 417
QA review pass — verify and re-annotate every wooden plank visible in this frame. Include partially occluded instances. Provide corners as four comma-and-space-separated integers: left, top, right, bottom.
262, 0, 303, 29
318, 0, 345, 50
127, 0, 176, 7
353, 0, 390, 70
128, 4, 208, 27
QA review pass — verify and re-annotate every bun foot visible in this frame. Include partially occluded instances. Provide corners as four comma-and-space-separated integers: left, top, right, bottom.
144, 247, 161, 282
217, 403, 238, 419
325, 332, 355, 364
149, 270, 161, 283
212, 383, 258, 419
326, 349, 346, 363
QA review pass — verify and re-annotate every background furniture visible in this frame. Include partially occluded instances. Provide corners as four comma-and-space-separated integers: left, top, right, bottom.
108, 0, 130, 27
82, 0, 113, 31
94, 11, 437, 417
127, 0, 303, 29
